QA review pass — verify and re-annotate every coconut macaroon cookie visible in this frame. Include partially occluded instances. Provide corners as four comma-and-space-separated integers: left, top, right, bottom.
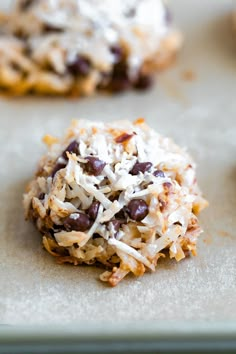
0, 0, 182, 95
24, 119, 208, 286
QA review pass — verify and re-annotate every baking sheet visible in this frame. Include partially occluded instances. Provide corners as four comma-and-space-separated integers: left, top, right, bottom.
0, 0, 236, 325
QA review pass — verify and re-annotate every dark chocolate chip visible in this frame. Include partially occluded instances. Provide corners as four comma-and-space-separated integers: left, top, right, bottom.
63, 213, 92, 232
51, 162, 66, 178
153, 169, 165, 178
110, 46, 123, 63
110, 77, 130, 92
43, 24, 64, 33
127, 199, 149, 221
62, 140, 79, 160
110, 62, 130, 92
67, 55, 91, 76
134, 74, 153, 90
113, 61, 127, 77
87, 201, 100, 220
130, 161, 152, 175
38, 193, 45, 200
115, 133, 133, 143
84, 156, 106, 176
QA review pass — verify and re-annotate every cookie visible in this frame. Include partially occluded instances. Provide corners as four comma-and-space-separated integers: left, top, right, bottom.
0, 0, 182, 95
23, 119, 208, 286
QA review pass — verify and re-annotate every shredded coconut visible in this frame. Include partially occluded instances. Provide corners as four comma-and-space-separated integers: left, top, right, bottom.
24, 119, 208, 286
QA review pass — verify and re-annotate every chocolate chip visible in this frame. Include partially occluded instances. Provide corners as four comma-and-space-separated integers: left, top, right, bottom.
51, 162, 66, 178
134, 74, 153, 90
110, 62, 130, 92
63, 213, 92, 232
153, 169, 165, 178
43, 24, 63, 33
84, 156, 106, 176
67, 55, 91, 76
130, 161, 152, 175
113, 61, 127, 76
110, 77, 130, 92
38, 193, 45, 200
19, 0, 35, 10
127, 199, 149, 221
115, 133, 133, 143
62, 140, 79, 160
110, 46, 123, 63
87, 201, 100, 220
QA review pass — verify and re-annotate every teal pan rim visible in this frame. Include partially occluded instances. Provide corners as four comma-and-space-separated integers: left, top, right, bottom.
0, 321, 235, 353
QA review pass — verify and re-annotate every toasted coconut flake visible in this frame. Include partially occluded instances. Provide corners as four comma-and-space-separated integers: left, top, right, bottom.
101, 268, 130, 287
32, 197, 46, 219
49, 195, 78, 216
42, 236, 60, 257
42, 134, 59, 147
100, 200, 123, 223
169, 241, 185, 261
108, 238, 155, 271
55, 230, 89, 247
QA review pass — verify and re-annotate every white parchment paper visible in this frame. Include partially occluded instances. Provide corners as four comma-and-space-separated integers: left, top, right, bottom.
0, 0, 235, 324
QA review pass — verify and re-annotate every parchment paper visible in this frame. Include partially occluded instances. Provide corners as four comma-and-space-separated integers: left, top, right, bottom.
0, 0, 235, 324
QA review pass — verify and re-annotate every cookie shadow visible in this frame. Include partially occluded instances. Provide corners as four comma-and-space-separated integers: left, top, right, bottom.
2, 179, 42, 260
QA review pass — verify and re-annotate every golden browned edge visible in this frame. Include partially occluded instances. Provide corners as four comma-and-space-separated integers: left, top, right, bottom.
0, 31, 183, 97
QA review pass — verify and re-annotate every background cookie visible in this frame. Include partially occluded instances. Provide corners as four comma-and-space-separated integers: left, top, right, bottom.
0, 0, 182, 95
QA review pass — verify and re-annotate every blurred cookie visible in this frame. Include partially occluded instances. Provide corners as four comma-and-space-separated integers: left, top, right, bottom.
0, 0, 182, 95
